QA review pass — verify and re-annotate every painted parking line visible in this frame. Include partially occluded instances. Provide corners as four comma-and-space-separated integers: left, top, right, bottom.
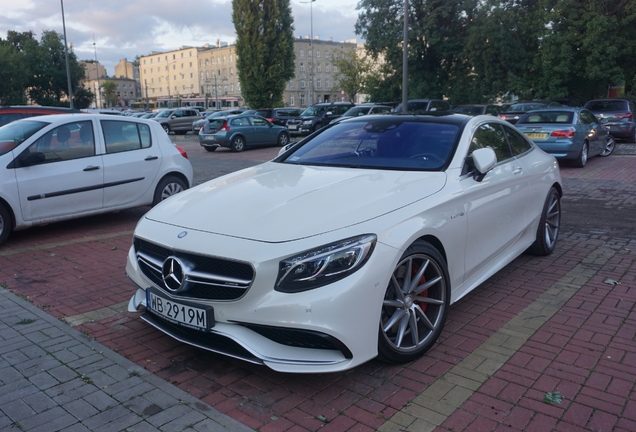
379, 241, 618, 431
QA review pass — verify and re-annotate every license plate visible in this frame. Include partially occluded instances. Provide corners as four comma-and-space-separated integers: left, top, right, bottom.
146, 289, 213, 332
524, 132, 547, 139
288, 125, 298, 130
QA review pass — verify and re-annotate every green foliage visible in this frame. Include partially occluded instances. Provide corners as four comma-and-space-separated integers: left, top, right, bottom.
232, 0, 296, 108
73, 86, 95, 109
101, 81, 118, 107
356, 0, 636, 103
544, 391, 563, 404
332, 49, 373, 102
0, 30, 86, 107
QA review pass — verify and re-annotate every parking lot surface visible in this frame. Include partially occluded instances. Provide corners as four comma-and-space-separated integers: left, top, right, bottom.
1, 139, 635, 431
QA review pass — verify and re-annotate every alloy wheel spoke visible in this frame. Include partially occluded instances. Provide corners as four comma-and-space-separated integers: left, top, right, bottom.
408, 258, 429, 293
407, 309, 419, 345
414, 304, 435, 331
395, 313, 409, 347
414, 275, 442, 296
383, 308, 407, 333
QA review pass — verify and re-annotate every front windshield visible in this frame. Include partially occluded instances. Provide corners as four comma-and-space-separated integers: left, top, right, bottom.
0, 120, 49, 156
280, 119, 458, 171
301, 106, 328, 117
342, 107, 371, 117
155, 110, 173, 118
506, 103, 547, 112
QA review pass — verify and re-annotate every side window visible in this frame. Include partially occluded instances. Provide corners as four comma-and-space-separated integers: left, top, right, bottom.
503, 124, 532, 156
579, 110, 595, 124
101, 120, 151, 153
469, 123, 512, 163
0, 113, 24, 127
251, 117, 268, 127
22, 121, 95, 165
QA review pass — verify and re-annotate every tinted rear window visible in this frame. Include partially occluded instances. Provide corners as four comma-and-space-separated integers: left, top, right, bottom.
518, 111, 574, 124
584, 100, 628, 112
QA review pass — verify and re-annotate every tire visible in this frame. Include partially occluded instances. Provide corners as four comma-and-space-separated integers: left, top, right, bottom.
378, 240, 450, 363
162, 124, 170, 134
0, 203, 12, 246
527, 187, 561, 256
600, 135, 615, 157
204, 146, 217, 152
230, 136, 245, 152
573, 141, 588, 168
277, 132, 290, 147
152, 175, 187, 206
313, 123, 322, 133
177, 130, 187, 135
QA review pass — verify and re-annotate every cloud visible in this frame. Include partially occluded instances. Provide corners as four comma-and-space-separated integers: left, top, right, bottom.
0, 0, 361, 76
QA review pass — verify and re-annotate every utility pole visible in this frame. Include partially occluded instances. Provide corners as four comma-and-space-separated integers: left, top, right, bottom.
93, 34, 100, 108
402, 0, 409, 112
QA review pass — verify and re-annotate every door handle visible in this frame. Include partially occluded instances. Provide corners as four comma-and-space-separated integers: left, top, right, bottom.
83, 165, 100, 171
513, 167, 523, 175
145, 156, 159, 161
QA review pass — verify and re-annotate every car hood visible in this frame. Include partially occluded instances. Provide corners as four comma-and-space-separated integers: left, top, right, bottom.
144, 162, 447, 242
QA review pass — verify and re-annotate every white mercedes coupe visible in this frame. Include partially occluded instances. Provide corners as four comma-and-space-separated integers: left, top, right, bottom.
126, 113, 562, 373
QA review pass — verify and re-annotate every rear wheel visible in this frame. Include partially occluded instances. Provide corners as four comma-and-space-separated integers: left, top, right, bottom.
162, 124, 170, 134
0, 203, 12, 246
527, 187, 561, 256
573, 141, 588, 168
600, 135, 615, 157
204, 146, 217, 152
153, 176, 186, 206
231, 136, 245, 152
277, 132, 290, 147
378, 241, 450, 363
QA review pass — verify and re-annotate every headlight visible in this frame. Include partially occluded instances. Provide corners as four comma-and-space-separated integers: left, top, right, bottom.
302, 120, 313, 125
275, 234, 377, 293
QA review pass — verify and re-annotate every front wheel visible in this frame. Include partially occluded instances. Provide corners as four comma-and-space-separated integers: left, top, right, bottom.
527, 187, 561, 256
378, 241, 450, 363
600, 135, 615, 157
277, 132, 290, 147
162, 124, 170, 135
0, 203, 12, 246
230, 136, 245, 152
204, 146, 217, 152
152, 176, 187, 206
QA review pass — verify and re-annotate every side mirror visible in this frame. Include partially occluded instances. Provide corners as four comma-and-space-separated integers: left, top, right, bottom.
600, 118, 608, 124
470, 147, 497, 182
326, 111, 333, 116
170, 115, 176, 119
20, 152, 46, 167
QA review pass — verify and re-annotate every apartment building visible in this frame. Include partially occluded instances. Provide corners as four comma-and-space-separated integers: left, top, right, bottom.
114, 58, 141, 98
137, 37, 358, 108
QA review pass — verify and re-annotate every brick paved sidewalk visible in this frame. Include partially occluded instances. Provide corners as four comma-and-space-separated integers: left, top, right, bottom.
0, 287, 253, 432
1, 155, 635, 431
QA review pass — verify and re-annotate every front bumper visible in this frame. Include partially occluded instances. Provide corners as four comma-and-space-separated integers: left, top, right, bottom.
125, 220, 395, 373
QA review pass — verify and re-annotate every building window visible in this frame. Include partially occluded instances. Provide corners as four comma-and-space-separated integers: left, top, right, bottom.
300, 80, 305, 88
300, 49, 304, 58
230, 54, 233, 62
325, 50, 329, 59
230, 83, 234, 91
189, 62, 192, 67
326, 64, 330, 73
301, 94, 305, 106
325, 78, 330, 88
300, 63, 304, 72
317, 79, 321, 89
290, 95, 295, 106
317, 50, 320, 58
317, 64, 321, 73
333, 66, 338, 73
190, 73, 193, 78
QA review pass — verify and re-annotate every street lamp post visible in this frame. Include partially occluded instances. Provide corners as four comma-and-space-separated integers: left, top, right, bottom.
301, 0, 316, 105
60, 0, 73, 108
402, 0, 409, 112
93, 35, 101, 108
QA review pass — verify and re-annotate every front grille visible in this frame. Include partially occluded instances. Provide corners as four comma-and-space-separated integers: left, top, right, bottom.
241, 323, 353, 359
134, 237, 254, 301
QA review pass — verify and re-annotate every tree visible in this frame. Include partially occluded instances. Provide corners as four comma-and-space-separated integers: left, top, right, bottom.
0, 42, 28, 105
101, 81, 118, 107
332, 49, 373, 102
232, 0, 296, 108
73, 86, 94, 109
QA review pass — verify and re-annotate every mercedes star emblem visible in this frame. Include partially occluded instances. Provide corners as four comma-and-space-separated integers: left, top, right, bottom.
162, 256, 185, 292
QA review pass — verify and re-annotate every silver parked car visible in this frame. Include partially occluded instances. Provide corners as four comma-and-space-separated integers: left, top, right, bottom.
152, 108, 202, 135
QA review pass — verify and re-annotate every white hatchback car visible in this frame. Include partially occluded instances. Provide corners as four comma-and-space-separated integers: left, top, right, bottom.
0, 114, 193, 246
126, 113, 561, 373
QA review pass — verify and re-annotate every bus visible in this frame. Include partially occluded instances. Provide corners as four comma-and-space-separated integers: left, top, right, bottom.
155, 97, 242, 110
131, 101, 156, 110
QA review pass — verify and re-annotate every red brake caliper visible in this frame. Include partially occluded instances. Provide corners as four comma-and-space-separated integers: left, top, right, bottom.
413, 265, 428, 312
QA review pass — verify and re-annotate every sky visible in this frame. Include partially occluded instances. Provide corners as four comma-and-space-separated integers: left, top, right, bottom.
0, 0, 362, 76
